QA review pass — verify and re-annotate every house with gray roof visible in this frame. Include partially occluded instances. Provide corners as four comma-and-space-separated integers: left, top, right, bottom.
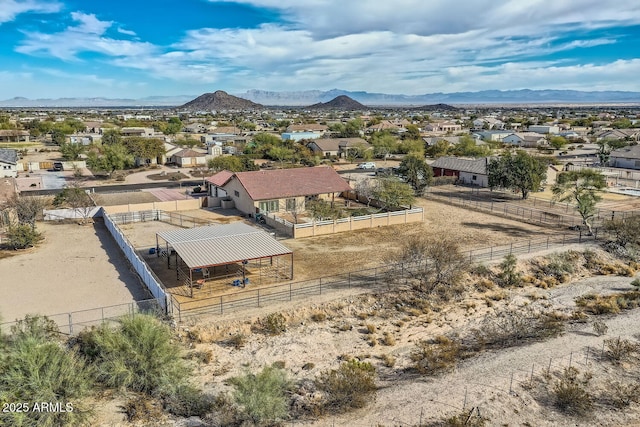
430, 156, 489, 187
609, 145, 640, 170
0, 148, 18, 178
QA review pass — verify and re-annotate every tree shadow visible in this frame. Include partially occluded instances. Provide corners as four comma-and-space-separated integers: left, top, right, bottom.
461, 222, 541, 238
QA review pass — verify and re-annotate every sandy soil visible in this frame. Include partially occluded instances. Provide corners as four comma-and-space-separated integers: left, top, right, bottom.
0, 221, 151, 326
178, 248, 640, 427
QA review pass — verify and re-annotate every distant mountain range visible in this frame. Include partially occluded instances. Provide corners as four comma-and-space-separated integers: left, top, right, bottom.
2, 89, 640, 108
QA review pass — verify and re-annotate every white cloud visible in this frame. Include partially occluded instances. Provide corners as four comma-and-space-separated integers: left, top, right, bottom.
16, 11, 155, 60
117, 27, 137, 37
0, 0, 61, 25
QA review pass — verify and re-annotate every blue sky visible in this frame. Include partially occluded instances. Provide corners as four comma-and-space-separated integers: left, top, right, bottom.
2, 0, 640, 99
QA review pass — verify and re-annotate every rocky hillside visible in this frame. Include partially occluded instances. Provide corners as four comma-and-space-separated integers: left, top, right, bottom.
180, 90, 262, 110
307, 95, 367, 110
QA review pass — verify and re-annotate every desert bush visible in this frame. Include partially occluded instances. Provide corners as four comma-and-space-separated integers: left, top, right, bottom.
381, 354, 396, 367
230, 365, 290, 425
603, 380, 640, 408
0, 317, 94, 427
604, 338, 639, 365
591, 319, 608, 336
468, 309, 564, 351
364, 323, 376, 334
533, 251, 577, 282
161, 383, 215, 417
632, 277, 640, 289
397, 235, 468, 295
261, 312, 287, 336
382, 332, 396, 346
9, 314, 59, 341
411, 336, 462, 375
576, 292, 640, 315
227, 333, 247, 349
75, 314, 190, 395
311, 311, 327, 322
121, 394, 164, 422
441, 407, 488, 426
552, 367, 592, 415
496, 254, 523, 287
187, 349, 213, 364
315, 359, 376, 412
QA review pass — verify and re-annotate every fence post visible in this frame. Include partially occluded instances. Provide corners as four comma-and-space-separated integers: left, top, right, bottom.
568, 352, 572, 368
509, 243, 513, 255
348, 272, 351, 288
546, 236, 550, 249
257, 290, 260, 307
547, 357, 552, 376
319, 278, 322, 295
220, 296, 223, 314
509, 372, 514, 394
101, 307, 105, 322
463, 387, 467, 410
289, 283, 292, 301
68, 313, 73, 335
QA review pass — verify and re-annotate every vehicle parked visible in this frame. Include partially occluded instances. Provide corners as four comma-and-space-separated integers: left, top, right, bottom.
357, 162, 376, 169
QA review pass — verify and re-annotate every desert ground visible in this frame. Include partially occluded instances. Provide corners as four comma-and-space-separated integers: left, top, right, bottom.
0, 221, 151, 329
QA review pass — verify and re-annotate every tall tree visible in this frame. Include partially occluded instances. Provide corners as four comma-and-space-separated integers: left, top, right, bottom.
101, 129, 122, 145
59, 143, 85, 161
488, 151, 547, 199
596, 139, 627, 165
397, 154, 433, 193
87, 144, 133, 177
6, 195, 47, 231
373, 178, 415, 209
552, 169, 607, 234
450, 135, 491, 157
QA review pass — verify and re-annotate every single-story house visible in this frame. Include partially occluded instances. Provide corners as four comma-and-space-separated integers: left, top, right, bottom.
286, 124, 328, 134
205, 169, 234, 206
609, 145, 640, 170
595, 129, 640, 142
0, 148, 19, 178
212, 166, 352, 215
120, 127, 156, 137
423, 121, 462, 133
527, 125, 560, 134
306, 138, 371, 158
475, 131, 513, 142
0, 130, 30, 143
423, 136, 463, 146
430, 156, 489, 187
170, 149, 207, 167
502, 132, 547, 147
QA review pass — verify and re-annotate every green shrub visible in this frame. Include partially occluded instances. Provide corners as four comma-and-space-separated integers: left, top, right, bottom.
496, 254, 522, 287
230, 365, 290, 425
315, 359, 376, 412
631, 277, 640, 289
75, 314, 190, 394
0, 320, 94, 427
261, 313, 287, 336
5, 224, 42, 250
604, 381, 640, 408
604, 338, 639, 365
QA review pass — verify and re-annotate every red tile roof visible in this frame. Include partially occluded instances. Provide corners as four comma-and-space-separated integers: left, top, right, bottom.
232, 166, 352, 201
206, 170, 235, 187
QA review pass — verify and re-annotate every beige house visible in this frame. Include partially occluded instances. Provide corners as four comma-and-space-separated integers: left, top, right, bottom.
0, 130, 30, 143
170, 149, 207, 167
210, 166, 352, 215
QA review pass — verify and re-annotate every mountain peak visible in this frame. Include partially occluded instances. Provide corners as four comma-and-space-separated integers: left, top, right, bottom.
181, 91, 262, 110
307, 95, 367, 110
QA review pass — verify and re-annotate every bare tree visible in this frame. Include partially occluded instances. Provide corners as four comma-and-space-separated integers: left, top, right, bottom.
6, 195, 47, 230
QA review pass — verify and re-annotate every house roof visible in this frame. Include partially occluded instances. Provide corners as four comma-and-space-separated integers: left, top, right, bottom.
610, 145, 640, 160
206, 170, 234, 187
308, 138, 369, 152
286, 124, 328, 132
157, 222, 292, 269
173, 149, 206, 158
0, 149, 18, 165
430, 156, 488, 175
230, 166, 352, 201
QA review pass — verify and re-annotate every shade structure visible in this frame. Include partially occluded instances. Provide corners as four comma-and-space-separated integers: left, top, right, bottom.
157, 222, 292, 269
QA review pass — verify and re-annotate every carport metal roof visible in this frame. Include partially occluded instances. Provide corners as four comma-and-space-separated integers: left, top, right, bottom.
156, 222, 292, 269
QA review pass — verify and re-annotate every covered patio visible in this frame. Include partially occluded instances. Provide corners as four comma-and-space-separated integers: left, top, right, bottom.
156, 222, 293, 298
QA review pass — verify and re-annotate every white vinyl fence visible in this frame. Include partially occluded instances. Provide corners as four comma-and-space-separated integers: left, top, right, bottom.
102, 208, 168, 312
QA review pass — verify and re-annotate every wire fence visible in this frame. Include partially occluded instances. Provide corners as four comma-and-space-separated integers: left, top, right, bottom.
0, 298, 162, 335
171, 231, 597, 321
425, 185, 638, 228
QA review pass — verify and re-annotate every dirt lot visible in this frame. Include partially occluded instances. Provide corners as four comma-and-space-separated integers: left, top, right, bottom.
0, 221, 151, 325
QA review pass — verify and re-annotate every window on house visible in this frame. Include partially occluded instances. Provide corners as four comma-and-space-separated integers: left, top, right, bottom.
259, 200, 279, 212
286, 198, 296, 211
472, 175, 477, 181
234, 190, 240, 197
